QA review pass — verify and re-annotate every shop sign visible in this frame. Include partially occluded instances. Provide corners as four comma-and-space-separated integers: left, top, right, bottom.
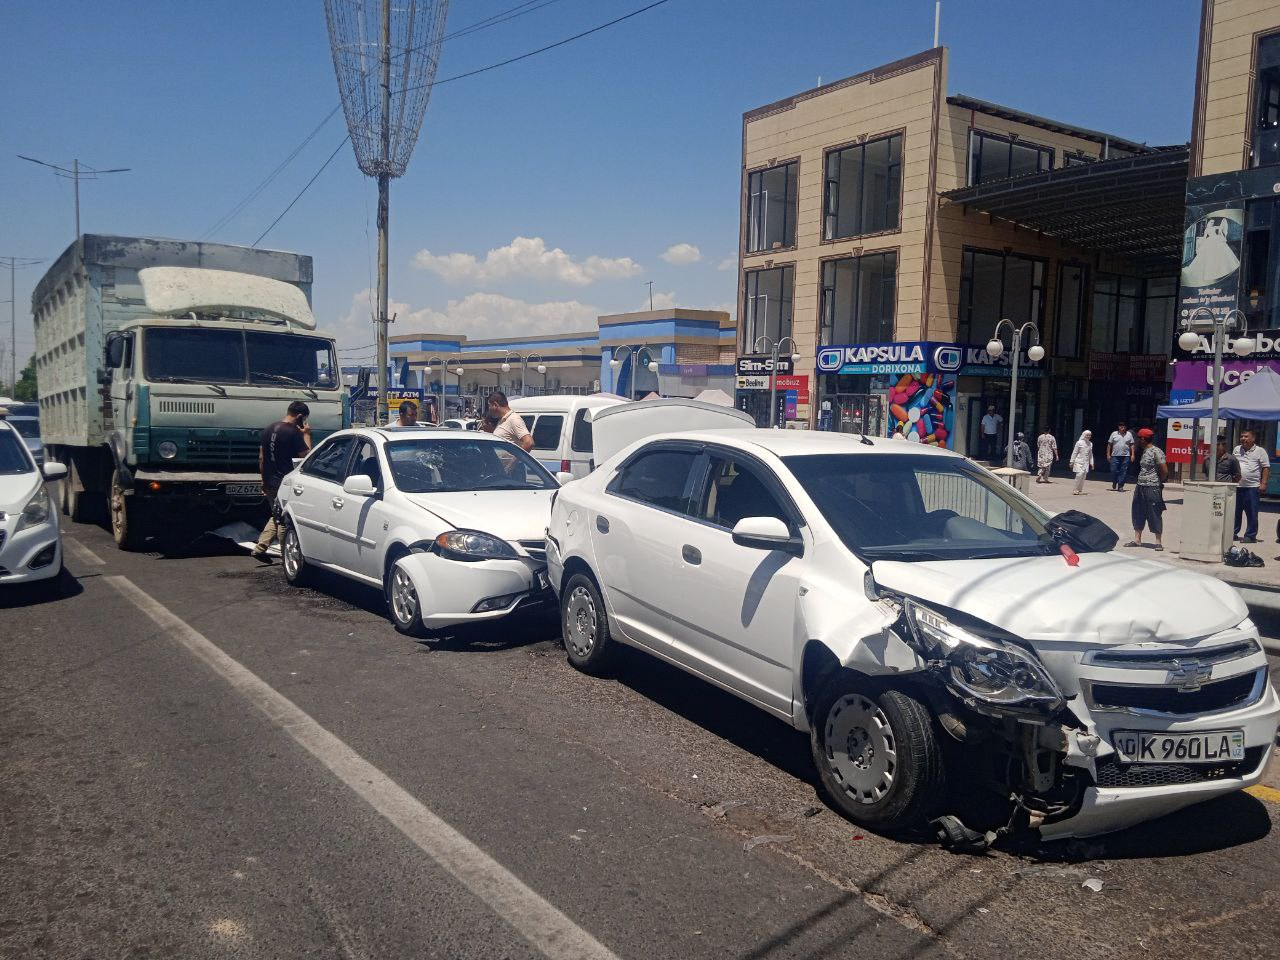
1173, 329, 1280, 362
817, 341, 936, 376
1166, 415, 1211, 467
736, 354, 793, 376
1088, 352, 1167, 382
736, 375, 770, 390
736, 373, 810, 402
1171, 359, 1280, 391
956, 346, 1046, 379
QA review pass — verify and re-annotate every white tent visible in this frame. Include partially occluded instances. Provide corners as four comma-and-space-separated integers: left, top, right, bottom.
693, 388, 735, 407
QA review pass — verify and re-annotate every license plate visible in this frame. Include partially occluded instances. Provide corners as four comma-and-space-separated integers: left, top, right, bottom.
1112, 729, 1245, 764
226, 483, 262, 497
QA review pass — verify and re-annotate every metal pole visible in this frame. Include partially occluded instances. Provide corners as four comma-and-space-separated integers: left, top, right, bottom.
769, 340, 780, 428
1210, 320, 1224, 473
73, 159, 80, 239
1006, 327, 1019, 469
374, 0, 392, 426
9, 258, 15, 392
933, 0, 941, 46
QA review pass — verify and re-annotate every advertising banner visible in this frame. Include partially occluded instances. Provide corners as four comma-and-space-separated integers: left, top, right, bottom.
737, 354, 794, 376
1171, 359, 1280, 392
816, 342, 960, 446
1180, 174, 1246, 326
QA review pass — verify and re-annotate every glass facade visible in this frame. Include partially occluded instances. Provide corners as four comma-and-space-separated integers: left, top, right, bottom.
1253, 33, 1280, 168
819, 252, 898, 344
743, 265, 794, 345
957, 249, 1046, 344
968, 130, 1053, 185
823, 134, 902, 239
747, 162, 798, 252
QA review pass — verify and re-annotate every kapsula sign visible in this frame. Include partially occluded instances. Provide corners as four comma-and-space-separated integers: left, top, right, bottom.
736, 354, 794, 376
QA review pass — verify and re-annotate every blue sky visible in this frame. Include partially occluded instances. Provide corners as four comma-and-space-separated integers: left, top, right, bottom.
1, 0, 1199, 367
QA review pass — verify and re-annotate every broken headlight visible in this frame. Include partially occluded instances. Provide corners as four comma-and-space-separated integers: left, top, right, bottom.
904, 600, 1064, 711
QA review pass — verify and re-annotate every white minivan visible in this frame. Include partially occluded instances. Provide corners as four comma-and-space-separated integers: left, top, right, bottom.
510, 395, 625, 478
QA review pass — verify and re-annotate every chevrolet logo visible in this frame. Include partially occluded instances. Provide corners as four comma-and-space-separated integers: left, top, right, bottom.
1167, 659, 1213, 692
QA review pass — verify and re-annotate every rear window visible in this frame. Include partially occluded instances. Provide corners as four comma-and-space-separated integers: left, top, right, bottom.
608, 448, 700, 513
571, 409, 592, 453
530, 414, 564, 451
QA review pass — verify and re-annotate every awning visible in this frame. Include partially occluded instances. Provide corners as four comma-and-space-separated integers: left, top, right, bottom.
942, 147, 1189, 274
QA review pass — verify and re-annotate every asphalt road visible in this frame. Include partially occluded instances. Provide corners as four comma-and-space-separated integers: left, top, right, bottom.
2, 517, 1279, 960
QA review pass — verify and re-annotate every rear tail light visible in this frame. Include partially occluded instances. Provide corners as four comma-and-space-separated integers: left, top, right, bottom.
560, 459, 570, 473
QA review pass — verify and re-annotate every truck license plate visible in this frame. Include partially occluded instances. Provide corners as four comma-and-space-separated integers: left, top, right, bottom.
1112, 729, 1244, 764
226, 483, 262, 497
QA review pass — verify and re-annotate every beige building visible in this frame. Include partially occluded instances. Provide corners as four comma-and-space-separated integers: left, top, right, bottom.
736, 46, 1186, 454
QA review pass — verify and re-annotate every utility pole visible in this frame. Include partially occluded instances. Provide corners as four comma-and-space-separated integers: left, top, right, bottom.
0, 257, 44, 393
374, 0, 393, 426
645, 281, 654, 311
18, 156, 129, 239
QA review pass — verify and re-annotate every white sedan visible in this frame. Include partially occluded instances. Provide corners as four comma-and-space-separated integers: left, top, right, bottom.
0, 414, 67, 592
547, 429, 1280, 842
277, 428, 562, 635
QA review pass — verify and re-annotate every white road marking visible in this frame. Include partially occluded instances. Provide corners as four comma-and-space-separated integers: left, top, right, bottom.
62, 536, 105, 566
103, 575, 619, 960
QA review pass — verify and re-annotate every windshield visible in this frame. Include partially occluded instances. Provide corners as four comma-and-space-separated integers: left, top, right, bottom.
144, 328, 336, 389
784, 453, 1052, 561
9, 418, 40, 440
384, 438, 557, 493
0, 429, 33, 475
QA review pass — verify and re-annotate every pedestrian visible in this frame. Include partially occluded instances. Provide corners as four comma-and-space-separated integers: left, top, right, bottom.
1070, 430, 1094, 495
980, 405, 1003, 461
389, 399, 420, 427
1127, 427, 1168, 551
1203, 435, 1241, 483
1035, 425, 1058, 483
480, 414, 498, 433
1233, 429, 1271, 544
1012, 432, 1034, 472
1106, 420, 1135, 492
486, 391, 534, 451
252, 401, 311, 563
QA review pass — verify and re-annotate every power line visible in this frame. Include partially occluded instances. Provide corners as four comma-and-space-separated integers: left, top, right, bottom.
252, 135, 351, 246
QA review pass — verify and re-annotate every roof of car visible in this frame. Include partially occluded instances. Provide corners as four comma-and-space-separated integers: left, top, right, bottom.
364, 426, 506, 443
641, 428, 961, 459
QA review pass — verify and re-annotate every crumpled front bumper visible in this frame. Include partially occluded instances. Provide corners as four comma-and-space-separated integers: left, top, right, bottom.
393, 550, 552, 630
0, 518, 62, 585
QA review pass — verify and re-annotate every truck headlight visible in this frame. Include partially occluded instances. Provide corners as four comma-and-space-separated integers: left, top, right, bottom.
904, 600, 1064, 710
15, 485, 52, 533
157, 440, 178, 459
433, 529, 518, 562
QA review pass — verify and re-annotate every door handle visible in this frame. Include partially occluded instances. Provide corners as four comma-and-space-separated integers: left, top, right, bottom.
596, 515, 610, 534
292, 485, 304, 495
332, 497, 344, 510
682, 544, 702, 565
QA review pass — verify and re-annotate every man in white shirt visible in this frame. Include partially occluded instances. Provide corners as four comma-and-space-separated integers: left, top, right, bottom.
1106, 421, 1135, 492
1233, 430, 1271, 543
487, 391, 534, 452
980, 405, 1003, 461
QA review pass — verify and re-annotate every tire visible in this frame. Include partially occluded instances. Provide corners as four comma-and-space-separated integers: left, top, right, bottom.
59, 453, 95, 523
809, 676, 946, 833
386, 559, 428, 638
281, 522, 313, 587
110, 473, 149, 551
560, 572, 617, 675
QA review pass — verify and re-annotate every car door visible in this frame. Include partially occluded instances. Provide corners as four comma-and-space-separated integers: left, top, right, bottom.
327, 438, 388, 581
667, 449, 805, 716
287, 435, 357, 564
591, 444, 703, 652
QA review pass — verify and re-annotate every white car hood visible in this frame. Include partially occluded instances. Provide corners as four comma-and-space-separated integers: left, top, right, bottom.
872, 552, 1247, 645
401, 489, 554, 542
0, 472, 39, 512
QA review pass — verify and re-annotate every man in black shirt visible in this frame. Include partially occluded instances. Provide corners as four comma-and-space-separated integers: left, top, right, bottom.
252, 401, 311, 562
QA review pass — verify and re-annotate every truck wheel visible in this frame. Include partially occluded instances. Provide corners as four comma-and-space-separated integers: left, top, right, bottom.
110, 474, 149, 551
809, 676, 946, 834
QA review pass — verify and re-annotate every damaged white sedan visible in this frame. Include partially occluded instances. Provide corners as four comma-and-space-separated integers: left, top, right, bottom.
546, 430, 1279, 842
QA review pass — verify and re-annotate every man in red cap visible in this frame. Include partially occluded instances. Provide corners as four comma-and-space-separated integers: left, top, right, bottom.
1126, 427, 1168, 551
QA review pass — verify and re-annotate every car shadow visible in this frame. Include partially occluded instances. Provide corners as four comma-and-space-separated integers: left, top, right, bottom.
416, 608, 560, 653
0, 567, 85, 609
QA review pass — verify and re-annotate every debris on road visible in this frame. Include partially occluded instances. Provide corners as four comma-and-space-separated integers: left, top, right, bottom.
1081, 878, 1104, 893
743, 834, 793, 852
701, 800, 746, 820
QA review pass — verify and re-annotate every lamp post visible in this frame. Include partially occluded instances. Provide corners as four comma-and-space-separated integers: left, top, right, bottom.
753, 335, 801, 428
1178, 307, 1253, 477
608, 344, 659, 399
500, 351, 544, 397
425, 355, 464, 422
985, 319, 1046, 469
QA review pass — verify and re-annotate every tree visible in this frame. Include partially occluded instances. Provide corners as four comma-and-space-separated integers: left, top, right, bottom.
13, 355, 36, 402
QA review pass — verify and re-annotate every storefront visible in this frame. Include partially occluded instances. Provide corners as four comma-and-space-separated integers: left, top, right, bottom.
949, 345, 1045, 458
735, 355, 810, 427
814, 342, 960, 445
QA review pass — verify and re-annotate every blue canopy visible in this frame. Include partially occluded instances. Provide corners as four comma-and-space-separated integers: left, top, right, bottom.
1157, 365, 1280, 420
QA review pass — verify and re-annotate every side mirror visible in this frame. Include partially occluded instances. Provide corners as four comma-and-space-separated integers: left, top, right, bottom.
731, 516, 802, 555
292, 457, 306, 468
555, 471, 574, 485
42, 462, 68, 481
342, 474, 377, 497
96, 368, 111, 385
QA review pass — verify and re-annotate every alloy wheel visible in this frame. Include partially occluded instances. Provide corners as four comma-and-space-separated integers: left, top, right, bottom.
564, 585, 597, 659
391, 568, 418, 626
283, 528, 301, 577
823, 694, 898, 805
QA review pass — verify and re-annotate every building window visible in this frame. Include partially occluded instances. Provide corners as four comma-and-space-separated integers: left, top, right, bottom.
1244, 199, 1278, 327
823, 134, 902, 240
1253, 33, 1280, 168
1054, 263, 1086, 358
747, 161, 797, 252
1143, 278, 1177, 355
957, 249, 1046, 343
819, 252, 898, 344
1063, 152, 1094, 168
744, 265, 794, 345
968, 130, 1054, 185
1090, 275, 1142, 353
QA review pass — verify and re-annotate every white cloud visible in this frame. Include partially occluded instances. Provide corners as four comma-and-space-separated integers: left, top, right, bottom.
661, 243, 702, 266
412, 236, 642, 286
717, 257, 737, 271
637, 290, 678, 311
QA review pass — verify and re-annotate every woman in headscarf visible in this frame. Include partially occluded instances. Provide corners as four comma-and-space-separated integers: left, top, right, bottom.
1012, 432, 1034, 472
1035, 425, 1058, 483
1070, 430, 1095, 495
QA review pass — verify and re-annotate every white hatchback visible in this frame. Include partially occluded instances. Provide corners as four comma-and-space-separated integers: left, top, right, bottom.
0, 415, 67, 591
277, 428, 562, 635
547, 429, 1280, 842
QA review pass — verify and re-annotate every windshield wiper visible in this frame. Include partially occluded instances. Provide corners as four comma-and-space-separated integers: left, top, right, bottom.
250, 371, 318, 398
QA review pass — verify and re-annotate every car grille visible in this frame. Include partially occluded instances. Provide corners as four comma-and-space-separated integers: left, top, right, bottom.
1089, 641, 1259, 669
186, 437, 260, 465
517, 539, 547, 563
1094, 747, 1266, 788
1089, 670, 1262, 715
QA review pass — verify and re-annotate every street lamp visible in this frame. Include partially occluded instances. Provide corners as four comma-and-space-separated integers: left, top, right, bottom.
985, 319, 1045, 469
753, 335, 802, 429
608, 344, 659, 398
1178, 307, 1252, 477
425, 355, 465, 422
500, 350, 543, 397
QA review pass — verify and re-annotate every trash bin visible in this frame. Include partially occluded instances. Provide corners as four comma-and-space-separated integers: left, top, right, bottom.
1181, 481, 1236, 562
990, 467, 1031, 494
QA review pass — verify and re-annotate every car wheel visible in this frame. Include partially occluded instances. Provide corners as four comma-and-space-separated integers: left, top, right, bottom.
560, 572, 616, 675
810, 677, 945, 833
281, 522, 312, 587
387, 563, 428, 638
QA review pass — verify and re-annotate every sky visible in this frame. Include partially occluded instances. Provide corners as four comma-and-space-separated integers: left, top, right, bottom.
0, 0, 1201, 372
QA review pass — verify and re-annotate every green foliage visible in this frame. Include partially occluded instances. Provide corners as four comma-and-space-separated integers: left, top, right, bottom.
13, 355, 36, 402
